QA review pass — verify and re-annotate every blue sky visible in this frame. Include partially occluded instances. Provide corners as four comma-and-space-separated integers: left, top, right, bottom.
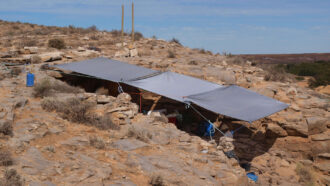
0, 0, 330, 54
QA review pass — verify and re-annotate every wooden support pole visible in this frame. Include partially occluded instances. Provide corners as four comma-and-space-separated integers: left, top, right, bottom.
150, 96, 162, 112
131, 2, 134, 42
121, 4, 124, 38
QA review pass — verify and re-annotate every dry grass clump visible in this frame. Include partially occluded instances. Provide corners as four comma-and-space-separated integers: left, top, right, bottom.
89, 136, 106, 149
48, 38, 66, 49
0, 120, 13, 136
261, 64, 288, 82
226, 56, 246, 66
127, 125, 152, 143
0, 169, 23, 186
41, 97, 119, 130
33, 78, 82, 98
110, 30, 123, 37
66, 25, 98, 34
150, 174, 165, 186
295, 163, 316, 186
167, 50, 176, 58
0, 150, 13, 166
44, 146, 55, 153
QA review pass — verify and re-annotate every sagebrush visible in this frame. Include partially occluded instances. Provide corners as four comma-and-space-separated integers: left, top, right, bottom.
41, 97, 119, 130
48, 38, 66, 49
33, 78, 82, 98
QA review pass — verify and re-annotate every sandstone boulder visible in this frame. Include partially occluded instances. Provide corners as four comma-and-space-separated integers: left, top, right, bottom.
112, 139, 148, 151
306, 117, 328, 135
129, 49, 138, 57
39, 52, 63, 62
97, 95, 112, 104
266, 123, 288, 137
24, 46, 39, 54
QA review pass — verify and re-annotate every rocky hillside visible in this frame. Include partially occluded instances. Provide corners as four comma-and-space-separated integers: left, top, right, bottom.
0, 20, 329, 185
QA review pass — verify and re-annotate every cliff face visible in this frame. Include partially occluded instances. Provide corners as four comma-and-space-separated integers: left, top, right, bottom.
0, 20, 329, 185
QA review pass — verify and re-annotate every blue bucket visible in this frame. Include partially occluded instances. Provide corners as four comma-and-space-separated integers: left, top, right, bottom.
26, 73, 35, 87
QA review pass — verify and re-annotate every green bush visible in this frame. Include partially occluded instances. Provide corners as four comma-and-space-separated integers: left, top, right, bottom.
285, 61, 330, 87
48, 38, 66, 49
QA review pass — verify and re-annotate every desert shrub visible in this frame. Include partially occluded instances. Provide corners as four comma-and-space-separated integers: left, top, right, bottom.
10, 67, 22, 77
167, 50, 176, 58
223, 52, 233, 57
92, 115, 119, 130
0, 169, 23, 186
89, 136, 106, 149
43, 97, 93, 123
33, 78, 52, 97
295, 76, 304, 81
88, 46, 101, 52
261, 64, 288, 82
90, 35, 99, 40
134, 31, 143, 41
0, 150, 13, 166
0, 121, 13, 136
150, 174, 165, 186
199, 48, 206, 54
188, 60, 198, 65
3, 40, 12, 47
295, 163, 315, 186
87, 25, 98, 32
110, 30, 122, 37
170, 38, 181, 45
31, 55, 42, 64
41, 97, 119, 130
20, 38, 37, 47
127, 125, 152, 142
33, 78, 82, 98
48, 38, 66, 49
5, 31, 15, 36
226, 56, 245, 66
12, 25, 20, 30
41, 97, 63, 111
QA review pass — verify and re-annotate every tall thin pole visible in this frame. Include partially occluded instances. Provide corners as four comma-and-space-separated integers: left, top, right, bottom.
121, 4, 124, 38
132, 2, 134, 42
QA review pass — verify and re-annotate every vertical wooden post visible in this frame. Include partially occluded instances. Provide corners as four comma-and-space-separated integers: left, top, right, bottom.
132, 2, 134, 42
121, 4, 124, 38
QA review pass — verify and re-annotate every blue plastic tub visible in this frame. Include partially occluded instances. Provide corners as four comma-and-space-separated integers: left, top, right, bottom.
26, 73, 35, 87
247, 172, 258, 182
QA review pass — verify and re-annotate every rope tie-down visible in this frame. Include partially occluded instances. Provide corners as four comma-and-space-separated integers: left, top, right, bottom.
184, 101, 226, 137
